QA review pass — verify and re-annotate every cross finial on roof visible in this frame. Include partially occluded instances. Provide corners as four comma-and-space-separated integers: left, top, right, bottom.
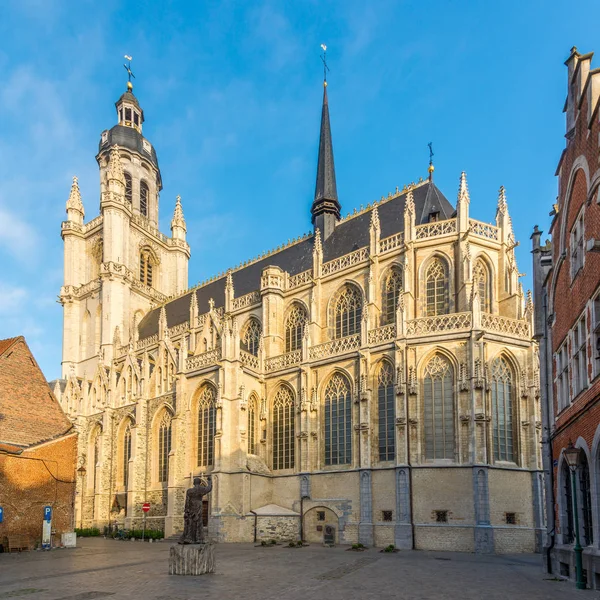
320, 44, 329, 86
124, 55, 135, 91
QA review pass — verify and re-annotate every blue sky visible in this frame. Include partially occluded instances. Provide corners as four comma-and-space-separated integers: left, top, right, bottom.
0, 0, 598, 379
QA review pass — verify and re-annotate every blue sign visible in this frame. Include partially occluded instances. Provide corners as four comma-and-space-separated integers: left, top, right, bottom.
0, 507, 3, 523
44, 506, 52, 522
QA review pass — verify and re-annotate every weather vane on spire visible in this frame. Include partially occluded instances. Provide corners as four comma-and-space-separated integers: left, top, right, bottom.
124, 55, 135, 90
427, 142, 435, 180
320, 44, 329, 86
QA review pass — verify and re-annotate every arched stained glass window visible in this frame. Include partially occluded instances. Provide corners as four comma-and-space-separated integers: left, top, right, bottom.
490, 358, 515, 462
579, 452, 593, 545
124, 172, 133, 203
242, 318, 261, 356
423, 354, 455, 460
378, 362, 395, 461
123, 422, 132, 487
272, 386, 295, 470
473, 259, 490, 312
285, 304, 307, 352
324, 373, 352, 466
334, 286, 362, 339
140, 181, 149, 217
248, 394, 257, 455
382, 268, 403, 325
425, 260, 448, 316
197, 385, 216, 468
158, 412, 172, 483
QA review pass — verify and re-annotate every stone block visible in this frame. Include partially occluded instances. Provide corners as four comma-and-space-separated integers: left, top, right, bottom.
169, 543, 215, 575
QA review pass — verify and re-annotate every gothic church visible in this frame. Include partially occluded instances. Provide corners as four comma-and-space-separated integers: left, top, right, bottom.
54, 75, 543, 552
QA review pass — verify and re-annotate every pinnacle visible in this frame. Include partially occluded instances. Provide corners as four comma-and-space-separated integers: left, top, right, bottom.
370, 205, 380, 231
458, 172, 470, 204
171, 195, 186, 230
497, 186, 508, 214
66, 175, 84, 215
405, 186, 415, 214
313, 227, 322, 254
107, 146, 125, 182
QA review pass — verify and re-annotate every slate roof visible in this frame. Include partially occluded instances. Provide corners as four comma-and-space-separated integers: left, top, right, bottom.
99, 124, 160, 176
138, 180, 454, 340
0, 337, 73, 448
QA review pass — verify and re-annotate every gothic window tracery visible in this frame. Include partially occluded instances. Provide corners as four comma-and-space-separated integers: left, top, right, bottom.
285, 304, 308, 352
139, 248, 155, 287
473, 259, 490, 312
158, 411, 172, 483
490, 357, 516, 463
197, 385, 216, 468
382, 268, 403, 325
377, 362, 395, 461
123, 172, 133, 203
248, 394, 258, 455
425, 259, 449, 316
122, 422, 132, 487
324, 373, 352, 466
140, 181, 149, 217
272, 386, 295, 470
242, 318, 261, 356
333, 286, 362, 339
423, 354, 455, 460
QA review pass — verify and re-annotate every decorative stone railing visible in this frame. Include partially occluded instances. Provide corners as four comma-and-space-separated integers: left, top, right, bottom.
61, 220, 83, 234
288, 270, 312, 289
265, 350, 302, 372
132, 213, 170, 244
407, 312, 472, 335
60, 280, 101, 299
481, 313, 530, 339
415, 219, 457, 240
130, 278, 168, 303
136, 334, 158, 350
469, 219, 499, 241
232, 291, 261, 310
186, 348, 221, 371
368, 324, 397, 345
85, 215, 103, 232
308, 334, 361, 360
168, 322, 189, 337
379, 232, 404, 253
240, 350, 260, 370
321, 247, 369, 276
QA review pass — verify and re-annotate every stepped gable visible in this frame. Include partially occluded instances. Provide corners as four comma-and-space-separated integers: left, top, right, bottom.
137, 180, 453, 340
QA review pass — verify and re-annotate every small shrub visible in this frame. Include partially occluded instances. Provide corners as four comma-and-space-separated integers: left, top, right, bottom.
74, 528, 101, 537
297, 540, 303, 547
352, 543, 359, 550
288, 541, 296, 547
357, 543, 364, 549
384, 544, 396, 553
270, 539, 277, 545
260, 540, 268, 546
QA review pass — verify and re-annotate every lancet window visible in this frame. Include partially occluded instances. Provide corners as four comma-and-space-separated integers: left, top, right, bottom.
139, 249, 154, 287
197, 385, 216, 468
140, 181, 149, 217
377, 362, 395, 461
382, 268, 403, 325
158, 412, 172, 483
425, 259, 449, 316
242, 318, 261, 356
285, 304, 308, 352
272, 386, 295, 470
124, 172, 133, 203
490, 357, 516, 462
423, 354, 455, 460
473, 259, 490, 312
123, 422, 132, 487
324, 373, 352, 466
333, 286, 362, 339
247, 394, 257, 455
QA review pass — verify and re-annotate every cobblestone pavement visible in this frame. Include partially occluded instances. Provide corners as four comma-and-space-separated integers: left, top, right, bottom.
0, 539, 584, 600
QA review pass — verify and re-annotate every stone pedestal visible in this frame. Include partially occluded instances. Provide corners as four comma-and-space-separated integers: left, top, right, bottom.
169, 543, 216, 575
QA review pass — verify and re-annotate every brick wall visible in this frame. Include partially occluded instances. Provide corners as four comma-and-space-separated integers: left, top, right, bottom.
0, 433, 78, 549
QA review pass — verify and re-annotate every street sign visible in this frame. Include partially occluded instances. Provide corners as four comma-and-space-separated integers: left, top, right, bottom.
142, 502, 150, 513
44, 506, 52, 522
42, 506, 52, 550
0, 506, 3, 523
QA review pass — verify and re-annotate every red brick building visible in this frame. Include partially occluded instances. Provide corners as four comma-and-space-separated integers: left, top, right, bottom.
0, 337, 78, 550
533, 47, 600, 586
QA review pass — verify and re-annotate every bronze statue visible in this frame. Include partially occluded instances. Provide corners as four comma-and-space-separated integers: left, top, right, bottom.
179, 475, 212, 544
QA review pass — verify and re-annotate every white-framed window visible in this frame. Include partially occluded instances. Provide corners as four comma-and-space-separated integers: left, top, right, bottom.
572, 316, 588, 397
570, 209, 585, 278
556, 342, 570, 411
593, 294, 600, 380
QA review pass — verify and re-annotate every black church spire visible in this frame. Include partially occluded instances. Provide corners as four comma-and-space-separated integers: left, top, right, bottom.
311, 84, 341, 239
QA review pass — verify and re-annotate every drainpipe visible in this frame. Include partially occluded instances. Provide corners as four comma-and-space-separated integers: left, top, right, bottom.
250, 510, 258, 543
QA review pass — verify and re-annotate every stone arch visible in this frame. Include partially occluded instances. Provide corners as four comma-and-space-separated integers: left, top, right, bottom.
418, 253, 453, 316
559, 158, 590, 255
151, 405, 174, 485
327, 281, 364, 339
87, 423, 102, 492
283, 301, 308, 352
193, 381, 218, 470
241, 316, 262, 356
271, 382, 296, 471
557, 450, 575, 545
304, 506, 340, 544
117, 416, 134, 489
472, 252, 495, 313
247, 391, 260, 455
380, 263, 404, 325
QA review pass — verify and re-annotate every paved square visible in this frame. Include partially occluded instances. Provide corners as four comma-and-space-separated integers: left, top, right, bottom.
0, 539, 583, 599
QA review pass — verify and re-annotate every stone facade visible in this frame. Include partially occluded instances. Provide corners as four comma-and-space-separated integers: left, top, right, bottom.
55, 81, 543, 553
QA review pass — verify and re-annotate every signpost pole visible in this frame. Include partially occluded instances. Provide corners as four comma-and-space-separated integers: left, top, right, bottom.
141, 502, 150, 542
142, 513, 146, 542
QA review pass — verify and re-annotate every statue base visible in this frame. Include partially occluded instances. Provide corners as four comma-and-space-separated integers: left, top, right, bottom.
169, 542, 215, 576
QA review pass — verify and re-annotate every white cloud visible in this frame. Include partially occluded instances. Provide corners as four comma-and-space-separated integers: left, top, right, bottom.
0, 284, 27, 315
0, 205, 38, 264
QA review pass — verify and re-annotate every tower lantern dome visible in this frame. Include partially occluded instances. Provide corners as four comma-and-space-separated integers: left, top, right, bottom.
115, 88, 145, 133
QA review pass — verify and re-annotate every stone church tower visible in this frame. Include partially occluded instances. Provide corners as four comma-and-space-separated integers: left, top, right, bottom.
55, 75, 543, 554
60, 83, 190, 379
